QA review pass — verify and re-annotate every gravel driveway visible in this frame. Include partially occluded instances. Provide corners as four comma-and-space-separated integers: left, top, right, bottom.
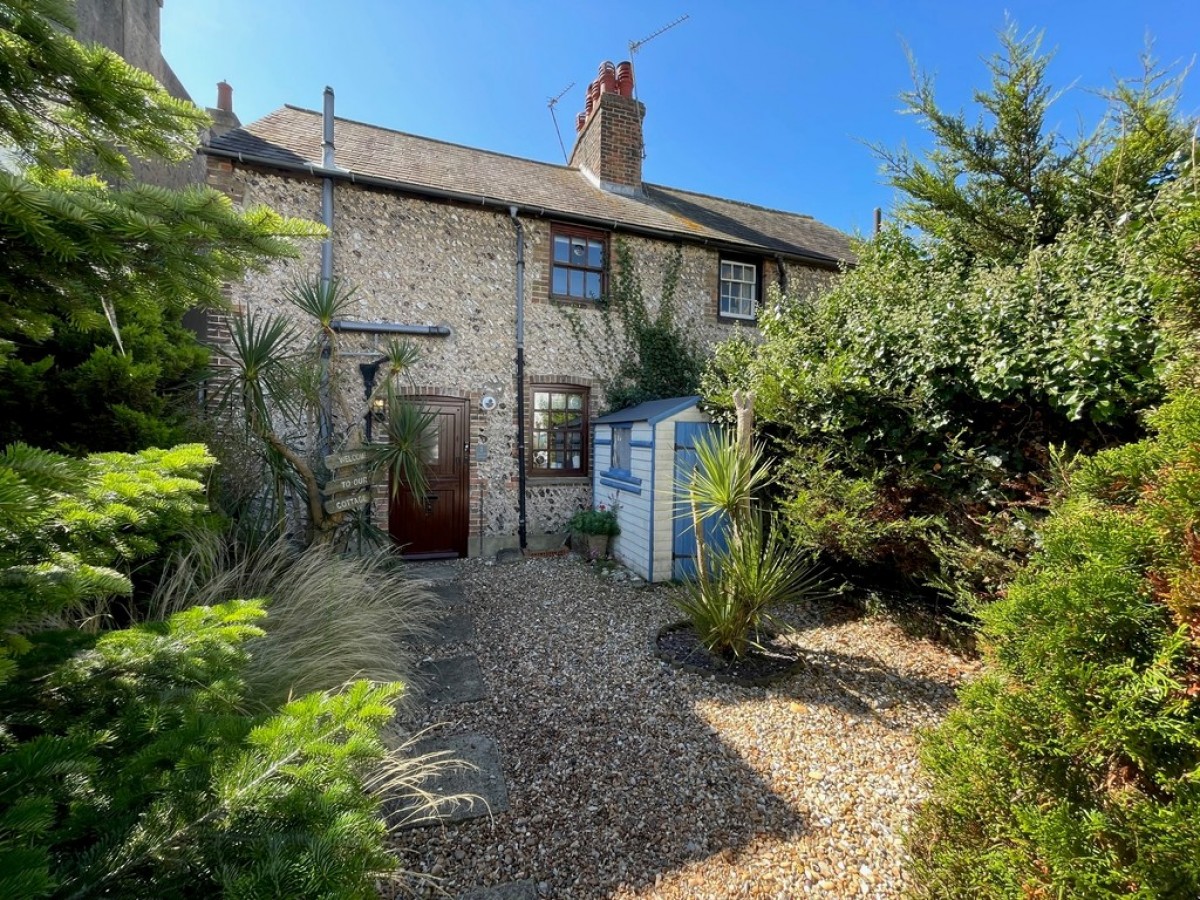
389, 556, 976, 898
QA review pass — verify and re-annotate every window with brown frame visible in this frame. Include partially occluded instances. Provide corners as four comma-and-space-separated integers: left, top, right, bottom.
531, 385, 589, 476
551, 224, 607, 302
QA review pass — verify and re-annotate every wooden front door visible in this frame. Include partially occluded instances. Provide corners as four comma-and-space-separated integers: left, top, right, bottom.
389, 396, 469, 559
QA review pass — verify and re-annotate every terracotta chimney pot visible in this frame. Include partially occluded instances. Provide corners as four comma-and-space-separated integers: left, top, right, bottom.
616, 61, 634, 97
216, 80, 233, 113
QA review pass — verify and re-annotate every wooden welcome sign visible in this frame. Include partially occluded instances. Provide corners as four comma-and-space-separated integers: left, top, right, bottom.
322, 446, 378, 514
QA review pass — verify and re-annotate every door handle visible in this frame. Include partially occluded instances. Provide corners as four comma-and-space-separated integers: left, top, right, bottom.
422, 494, 437, 516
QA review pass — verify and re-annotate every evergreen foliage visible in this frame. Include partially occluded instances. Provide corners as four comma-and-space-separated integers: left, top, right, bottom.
0, 442, 214, 641
0, 0, 323, 451
875, 24, 1191, 263
909, 112, 1200, 898
703, 26, 1194, 607
909, 386, 1200, 899
0, 446, 453, 896
0, 601, 407, 899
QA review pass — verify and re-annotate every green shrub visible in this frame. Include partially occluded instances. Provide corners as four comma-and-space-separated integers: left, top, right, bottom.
567, 504, 620, 536
909, 389, 1200, 898
0, 601, 412, 898
701, 30, 1195, 608
0, 442, 216, 640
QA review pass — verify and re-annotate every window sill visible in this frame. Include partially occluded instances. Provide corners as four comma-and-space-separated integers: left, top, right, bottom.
600, 470, 643, 494
717, 315, 758, 326
550, 295, 606, 309
529, 475, 591, 486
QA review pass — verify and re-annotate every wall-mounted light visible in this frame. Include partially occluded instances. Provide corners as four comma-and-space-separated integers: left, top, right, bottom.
359, 357, 388, 441
480, 394, 498, 412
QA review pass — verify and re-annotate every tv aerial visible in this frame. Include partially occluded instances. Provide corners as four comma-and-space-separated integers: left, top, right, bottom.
628, 12, 690, 98
547, 80, 576, 164
629, 13, 690, 56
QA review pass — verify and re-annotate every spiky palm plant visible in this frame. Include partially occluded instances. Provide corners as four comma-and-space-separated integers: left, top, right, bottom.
370, 386, 437, 503
286, 278, 357, 432
675, 429, 820, 657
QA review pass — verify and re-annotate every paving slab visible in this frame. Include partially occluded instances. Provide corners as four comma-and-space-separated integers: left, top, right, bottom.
458, 879, 538, 900
426, 581, 467, 607
428, 609, 475, 644
385, 732, 509, 828
418, 655, 487, 705
407, 562, 461, 583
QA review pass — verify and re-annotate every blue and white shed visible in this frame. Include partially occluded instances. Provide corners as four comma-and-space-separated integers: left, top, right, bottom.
591, 396, 717, 583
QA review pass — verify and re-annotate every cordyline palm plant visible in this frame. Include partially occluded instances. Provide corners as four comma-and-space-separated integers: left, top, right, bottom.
216, 277, 436, 545
676, 427, 822, 658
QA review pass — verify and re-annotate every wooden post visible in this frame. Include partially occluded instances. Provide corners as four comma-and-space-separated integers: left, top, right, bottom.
732, 390, 756, 528
733, 390, 755, 455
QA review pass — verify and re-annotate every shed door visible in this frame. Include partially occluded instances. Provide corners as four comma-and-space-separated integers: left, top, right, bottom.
389, 396, 469, 559
673, 421, 727, 580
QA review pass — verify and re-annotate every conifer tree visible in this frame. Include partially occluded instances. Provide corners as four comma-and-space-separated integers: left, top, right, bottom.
875, 22, 1190, 263
0, 0, 322, 450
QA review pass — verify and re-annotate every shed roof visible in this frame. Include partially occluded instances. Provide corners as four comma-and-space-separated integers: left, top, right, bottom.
593, 396, 702, 426
205, 106, 855, 268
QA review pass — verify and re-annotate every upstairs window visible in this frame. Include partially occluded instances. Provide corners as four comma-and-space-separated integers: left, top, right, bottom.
531, 385, 589, 476
552, 225, 606, 302
719, 258, 759, 320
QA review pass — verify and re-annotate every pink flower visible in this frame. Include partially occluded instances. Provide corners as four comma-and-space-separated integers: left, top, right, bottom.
598, 504, 607, 511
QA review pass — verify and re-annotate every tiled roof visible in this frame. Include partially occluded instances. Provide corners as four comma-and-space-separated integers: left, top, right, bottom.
207, 106, 855, 267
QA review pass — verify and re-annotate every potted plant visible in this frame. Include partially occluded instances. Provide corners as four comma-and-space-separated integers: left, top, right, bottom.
567, 504, 620, 560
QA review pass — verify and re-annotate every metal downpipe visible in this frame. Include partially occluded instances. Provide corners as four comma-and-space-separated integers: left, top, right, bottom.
510, 207, 527, 551
318, 87, 336, 455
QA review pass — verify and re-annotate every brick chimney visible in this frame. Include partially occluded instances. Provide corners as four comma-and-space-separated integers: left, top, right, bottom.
568, 60, 644, 195
206, 80, 241, 138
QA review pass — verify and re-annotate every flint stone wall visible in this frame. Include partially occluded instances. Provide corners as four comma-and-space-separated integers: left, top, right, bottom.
210, 162, 835, 553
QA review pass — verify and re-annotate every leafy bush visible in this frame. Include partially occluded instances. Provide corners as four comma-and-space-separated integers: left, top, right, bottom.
702, 30, 1193, 608
908, 389, 1200, 898
567, 504, 620, 536
0, 600, 455, 899
705, 209, 1167, 605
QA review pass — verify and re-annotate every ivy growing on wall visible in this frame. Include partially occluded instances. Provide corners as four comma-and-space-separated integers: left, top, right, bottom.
559, 240, 705, 413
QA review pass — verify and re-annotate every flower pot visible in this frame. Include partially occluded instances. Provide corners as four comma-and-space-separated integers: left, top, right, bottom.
575, 532, 609, 560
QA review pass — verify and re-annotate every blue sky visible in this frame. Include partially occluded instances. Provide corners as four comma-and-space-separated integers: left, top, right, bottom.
162, 1, 1199, 237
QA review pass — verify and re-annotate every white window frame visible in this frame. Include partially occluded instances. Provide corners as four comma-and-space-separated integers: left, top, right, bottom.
611, 426, 631, 474
719, 259, 758, 320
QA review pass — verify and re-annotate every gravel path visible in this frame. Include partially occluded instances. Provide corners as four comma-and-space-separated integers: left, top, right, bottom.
387, 556, 977, 898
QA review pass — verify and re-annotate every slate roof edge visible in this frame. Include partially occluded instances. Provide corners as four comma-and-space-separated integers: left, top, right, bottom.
593, 395, 703, 425
201, 142, 847, 270
275, 104, 590, 177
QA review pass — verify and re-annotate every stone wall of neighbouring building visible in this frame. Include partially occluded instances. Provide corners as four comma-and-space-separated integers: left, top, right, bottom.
73, 0, 208, 189
207, 161, 836, 553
